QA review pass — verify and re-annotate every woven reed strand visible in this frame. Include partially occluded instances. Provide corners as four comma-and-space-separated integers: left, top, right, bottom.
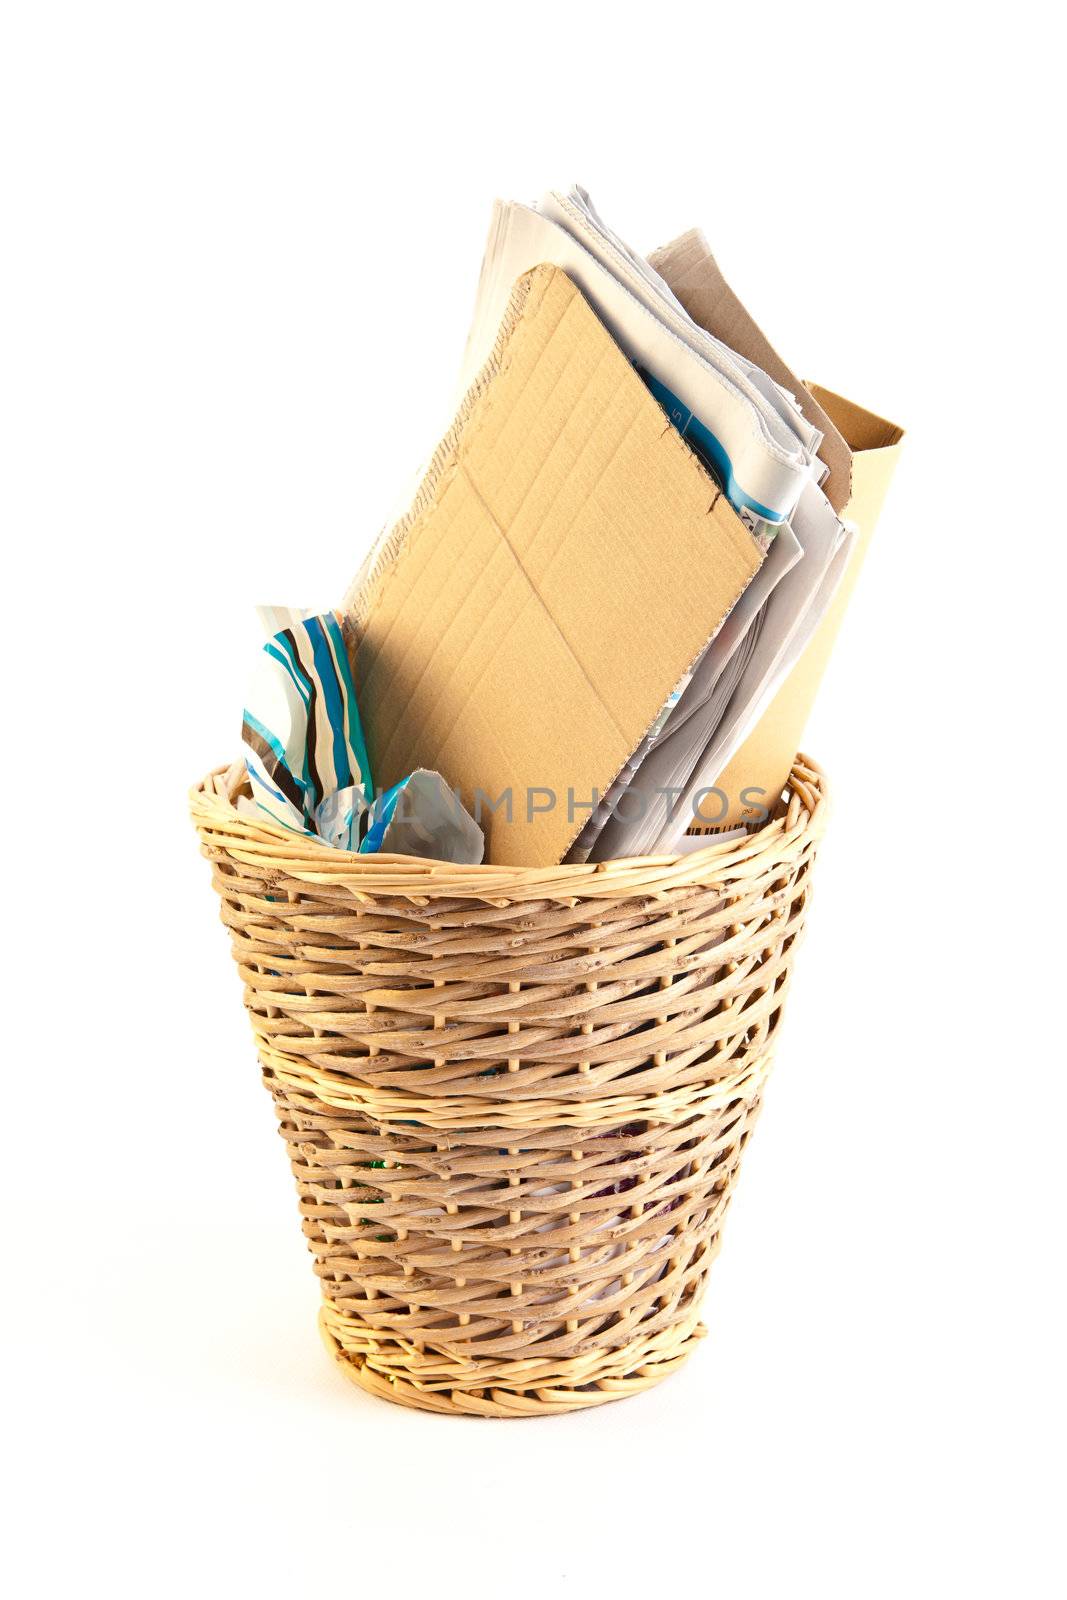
191, 756, 826, 1417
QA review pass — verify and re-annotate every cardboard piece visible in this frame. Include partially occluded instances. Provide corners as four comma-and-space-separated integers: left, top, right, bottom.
648, 230, 854, 515
341, 263, 763, 867
703, 384, 903, 825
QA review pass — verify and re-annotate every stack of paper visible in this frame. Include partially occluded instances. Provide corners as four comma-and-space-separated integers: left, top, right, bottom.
340, 185, 900, 868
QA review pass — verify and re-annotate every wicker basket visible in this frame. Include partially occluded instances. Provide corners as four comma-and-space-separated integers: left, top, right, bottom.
191, 755, 826, 1417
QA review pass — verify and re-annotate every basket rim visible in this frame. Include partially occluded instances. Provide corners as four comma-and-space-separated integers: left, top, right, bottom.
190, 753, 826, 904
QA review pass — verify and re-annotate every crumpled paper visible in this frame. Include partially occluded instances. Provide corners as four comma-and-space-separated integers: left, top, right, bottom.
241, 609, 483, 864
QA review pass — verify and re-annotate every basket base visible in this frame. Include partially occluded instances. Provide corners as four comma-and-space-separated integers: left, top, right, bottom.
318, 1307, 707, 1419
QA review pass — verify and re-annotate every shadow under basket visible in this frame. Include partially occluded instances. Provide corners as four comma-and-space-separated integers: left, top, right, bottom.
191, 755, 827, 1417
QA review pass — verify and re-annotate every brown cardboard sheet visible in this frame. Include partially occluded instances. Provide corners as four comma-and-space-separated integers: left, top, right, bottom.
341, 263, 763, 867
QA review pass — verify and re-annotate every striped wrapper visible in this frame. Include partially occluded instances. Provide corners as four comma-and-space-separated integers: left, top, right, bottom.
242, 611, 372, 841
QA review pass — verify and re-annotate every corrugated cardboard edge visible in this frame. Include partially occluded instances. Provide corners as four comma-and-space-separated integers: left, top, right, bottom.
648, 229, 853, 515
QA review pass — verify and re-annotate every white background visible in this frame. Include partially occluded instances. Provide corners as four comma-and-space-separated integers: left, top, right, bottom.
4, 4, 1064, 1596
